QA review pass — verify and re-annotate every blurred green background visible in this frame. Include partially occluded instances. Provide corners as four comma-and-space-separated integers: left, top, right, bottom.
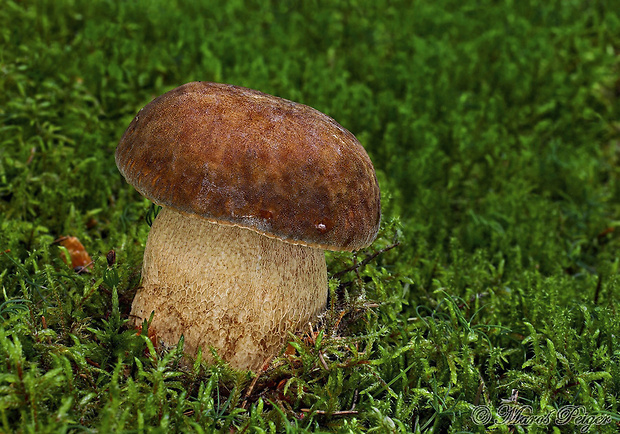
1, 0, 619, 432
3, 1, 620, 269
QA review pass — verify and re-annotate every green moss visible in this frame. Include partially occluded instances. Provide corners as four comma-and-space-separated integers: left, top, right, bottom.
1, 0, 619, 432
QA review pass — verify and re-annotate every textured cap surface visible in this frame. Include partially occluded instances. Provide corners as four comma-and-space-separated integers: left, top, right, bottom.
115, 81, 380, 251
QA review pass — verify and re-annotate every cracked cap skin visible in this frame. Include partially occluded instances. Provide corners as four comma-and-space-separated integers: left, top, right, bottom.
115, 81, 381, 251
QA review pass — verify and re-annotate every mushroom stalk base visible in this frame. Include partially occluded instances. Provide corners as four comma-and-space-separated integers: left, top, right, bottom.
130, 207, 328, 371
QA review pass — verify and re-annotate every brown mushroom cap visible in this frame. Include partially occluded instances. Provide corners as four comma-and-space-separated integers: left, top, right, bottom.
115, 81, 380, 251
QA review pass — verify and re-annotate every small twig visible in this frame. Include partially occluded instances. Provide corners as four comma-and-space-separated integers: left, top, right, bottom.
300, 409, 359, 416
332, 309, 347, 332
241, 356, 272, 409
75, 261, 94, 274
332, 242, 400, 278
318, 352, 329, 370
85, 358, 100, 368
351, 389, 358, 411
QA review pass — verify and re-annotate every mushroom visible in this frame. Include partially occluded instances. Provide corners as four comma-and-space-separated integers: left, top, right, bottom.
115, 82, 380, 371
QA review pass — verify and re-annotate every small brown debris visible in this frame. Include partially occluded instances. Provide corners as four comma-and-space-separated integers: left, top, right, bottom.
106, 250, 116, 267
57, 236, 94, 271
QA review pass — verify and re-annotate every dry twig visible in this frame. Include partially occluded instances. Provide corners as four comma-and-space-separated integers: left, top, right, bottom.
332, 242, 400, 279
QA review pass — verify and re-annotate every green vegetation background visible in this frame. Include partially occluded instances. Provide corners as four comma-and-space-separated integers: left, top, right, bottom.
1, 0, 619, 432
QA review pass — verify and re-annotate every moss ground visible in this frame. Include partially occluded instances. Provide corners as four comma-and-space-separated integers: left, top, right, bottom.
0, 0, 619, 432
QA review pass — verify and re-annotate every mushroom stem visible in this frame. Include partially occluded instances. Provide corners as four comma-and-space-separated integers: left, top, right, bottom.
130, 207, 328, 371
